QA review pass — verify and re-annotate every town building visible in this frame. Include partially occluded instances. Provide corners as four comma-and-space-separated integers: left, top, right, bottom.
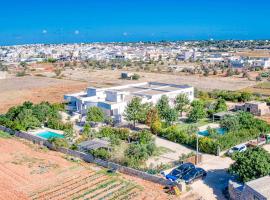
64, 82, 194, 123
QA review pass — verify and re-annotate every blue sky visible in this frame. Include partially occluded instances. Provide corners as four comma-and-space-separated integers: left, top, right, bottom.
0, 0, 270, 45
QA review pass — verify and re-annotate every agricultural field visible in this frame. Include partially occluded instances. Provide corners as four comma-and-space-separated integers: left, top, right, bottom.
0, 136, 175, 200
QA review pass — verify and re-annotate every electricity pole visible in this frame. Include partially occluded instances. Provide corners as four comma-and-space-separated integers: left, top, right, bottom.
196, 132, 199, 164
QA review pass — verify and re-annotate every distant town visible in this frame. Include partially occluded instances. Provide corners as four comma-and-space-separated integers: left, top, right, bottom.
1, 40, 270, 200
1, 40, 270, 65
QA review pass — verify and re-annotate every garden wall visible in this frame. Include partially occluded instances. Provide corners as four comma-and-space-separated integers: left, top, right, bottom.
0, 125, 174, 186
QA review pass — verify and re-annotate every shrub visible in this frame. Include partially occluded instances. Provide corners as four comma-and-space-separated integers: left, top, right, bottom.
150, 120, 162, 135
16, 71, 26, 77
158, 125, 190, 144
199, 137, 218, 155
90, 148, 111, 160
132, 73, 140, 80
125, 143, 150, 163
0, 131, 12, 138
116, 128, 130, 141
220, 115, 240, 132
48, 138, 69, 148
179, 152, 196, 162
86, 106, 105, 122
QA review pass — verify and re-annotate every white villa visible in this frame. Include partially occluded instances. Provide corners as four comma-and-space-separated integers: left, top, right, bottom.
64, 82, 194, 122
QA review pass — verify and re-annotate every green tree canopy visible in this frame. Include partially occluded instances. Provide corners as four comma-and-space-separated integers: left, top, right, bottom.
215, 98, 228, 113
124, 97, 145, 128
163, 108, 178, 125
156, 95, 170, 120
220, 114, 240, 131
188, 100, 207, 122
175, 93, 190, 117
229, 147, 270, 182
86, 106, 105, 123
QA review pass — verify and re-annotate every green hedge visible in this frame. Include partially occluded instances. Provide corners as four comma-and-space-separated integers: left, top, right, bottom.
155, 112, 270, 155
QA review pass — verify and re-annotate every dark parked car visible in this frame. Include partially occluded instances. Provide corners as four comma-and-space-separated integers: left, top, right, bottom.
182, 167, 207, 184
165, 163, 195, 181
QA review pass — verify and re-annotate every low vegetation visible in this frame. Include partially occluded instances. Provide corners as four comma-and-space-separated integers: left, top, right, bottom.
197, 90, 253, 102
0, 130, 12, 138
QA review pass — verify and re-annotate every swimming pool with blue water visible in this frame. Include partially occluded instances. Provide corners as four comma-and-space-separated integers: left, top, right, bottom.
36, 131, 64, 139
198, 128, 226, 137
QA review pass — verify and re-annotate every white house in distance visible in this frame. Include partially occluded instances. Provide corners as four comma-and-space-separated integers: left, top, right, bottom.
64, 82, 194, 123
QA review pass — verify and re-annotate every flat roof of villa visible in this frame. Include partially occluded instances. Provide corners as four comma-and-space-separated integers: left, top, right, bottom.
118, 82, 192, 97
66, 82, 193, 101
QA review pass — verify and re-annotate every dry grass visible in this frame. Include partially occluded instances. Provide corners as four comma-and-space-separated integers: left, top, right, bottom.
0, 68, 257, 113
0, 76, 87, 113
235, 50, 270, 58
242, 81, 270, 96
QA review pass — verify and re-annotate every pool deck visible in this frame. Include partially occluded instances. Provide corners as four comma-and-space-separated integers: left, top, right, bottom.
198, 123, 220, 131
28, 127, 64, 136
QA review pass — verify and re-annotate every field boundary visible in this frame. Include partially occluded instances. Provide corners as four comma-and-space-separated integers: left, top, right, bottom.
0, 125, 174, 187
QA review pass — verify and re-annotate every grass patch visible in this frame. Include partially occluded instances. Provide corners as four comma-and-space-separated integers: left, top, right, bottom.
153, 146, 175, 156
178, 118, 211, 129
254, 82, 270, 89
0, 131, 12, 138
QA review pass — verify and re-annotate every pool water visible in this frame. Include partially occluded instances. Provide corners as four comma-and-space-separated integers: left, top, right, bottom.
36, 131, 64, 139
198, 128, 226, 137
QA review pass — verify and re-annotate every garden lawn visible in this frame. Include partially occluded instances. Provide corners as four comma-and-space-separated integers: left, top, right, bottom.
178, 118, 211, 129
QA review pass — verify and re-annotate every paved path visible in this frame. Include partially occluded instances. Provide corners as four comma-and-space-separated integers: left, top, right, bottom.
198, 123, 220, 131
192, 155, 234, 200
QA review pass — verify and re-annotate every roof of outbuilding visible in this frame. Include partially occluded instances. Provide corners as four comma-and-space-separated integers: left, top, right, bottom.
78, 138, 110, 150
213, 111, 235, 117
245, 176, 270, 198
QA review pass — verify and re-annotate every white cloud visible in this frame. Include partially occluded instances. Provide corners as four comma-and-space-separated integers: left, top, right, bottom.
74, 30, 80, 35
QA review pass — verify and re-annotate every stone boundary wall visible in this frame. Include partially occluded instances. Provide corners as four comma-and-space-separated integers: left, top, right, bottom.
0, 125, 174, 186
